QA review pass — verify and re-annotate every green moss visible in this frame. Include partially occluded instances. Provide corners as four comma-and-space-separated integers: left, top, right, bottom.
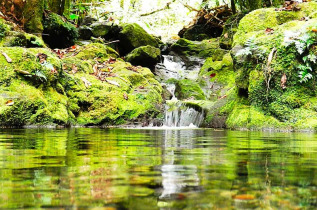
226, 100, 282, 130
171, 38, 227, 59
0, 19, 9, 41
175, 79, 205, 100
43, 12, 78, 48
119, 23, 159, 55
125, 45, 161, 68
74, 43, 110, 61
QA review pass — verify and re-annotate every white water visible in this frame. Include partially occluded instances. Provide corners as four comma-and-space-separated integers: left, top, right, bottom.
164, 101, 204, 127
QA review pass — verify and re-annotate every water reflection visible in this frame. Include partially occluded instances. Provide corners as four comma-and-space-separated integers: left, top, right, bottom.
160, 130, 200, 199
0, 128, 317, 209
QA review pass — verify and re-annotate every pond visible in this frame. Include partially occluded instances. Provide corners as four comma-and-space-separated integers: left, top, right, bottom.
0, 128, 317, 209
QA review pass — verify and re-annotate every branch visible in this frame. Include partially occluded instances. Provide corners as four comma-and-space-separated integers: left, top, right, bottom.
140, 0, 175, 16
176, 0, 200, 12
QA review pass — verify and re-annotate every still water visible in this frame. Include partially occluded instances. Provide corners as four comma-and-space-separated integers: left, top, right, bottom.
0, 128, 317, 209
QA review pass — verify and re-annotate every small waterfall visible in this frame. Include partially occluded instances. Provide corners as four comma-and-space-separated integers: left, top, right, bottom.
153, 55, 205, 128
164, 99, 204, 127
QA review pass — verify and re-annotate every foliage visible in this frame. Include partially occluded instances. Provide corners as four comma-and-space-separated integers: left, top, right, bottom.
284, 31, 317, 83
235, 37, 266, 62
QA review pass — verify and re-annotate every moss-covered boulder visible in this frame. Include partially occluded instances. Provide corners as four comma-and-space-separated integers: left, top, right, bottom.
0, 19, 45, 48
118, 23, 159, 55
174, 79, 206, 100
182, 25, 219, 41
125, 45, 161, 69
43, 12, 78, 48
226, 1, 317, 131
0, 42, 163, 127
171, 38, 227, 59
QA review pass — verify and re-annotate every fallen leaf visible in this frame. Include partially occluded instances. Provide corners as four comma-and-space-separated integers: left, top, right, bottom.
281, 73, 287, 89
1, 52, 12, 63
71, 64, 78, 74
210, 73, 216, 78
234, 194, 255, 200
5, 100, 14, 106
265, 28, 274, 34
36, 53, 47, 64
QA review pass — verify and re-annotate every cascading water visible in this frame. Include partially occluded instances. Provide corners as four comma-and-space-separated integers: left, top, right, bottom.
155, 55, 205, 128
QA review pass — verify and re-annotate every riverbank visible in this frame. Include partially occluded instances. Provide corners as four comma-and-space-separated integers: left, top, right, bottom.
2, 2, 317, 131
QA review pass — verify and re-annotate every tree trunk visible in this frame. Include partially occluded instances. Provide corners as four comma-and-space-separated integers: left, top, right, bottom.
47, 0, 71, 16
231, 0, 236, 14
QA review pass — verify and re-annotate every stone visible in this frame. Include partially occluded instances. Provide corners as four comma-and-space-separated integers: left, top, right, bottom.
78, 26, 93, 40
118, 23, 159, 55
125, 45, 161, 69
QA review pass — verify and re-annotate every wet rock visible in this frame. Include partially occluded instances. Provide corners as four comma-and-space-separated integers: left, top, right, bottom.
174, 79, 206, 100
125, 45, 161, 69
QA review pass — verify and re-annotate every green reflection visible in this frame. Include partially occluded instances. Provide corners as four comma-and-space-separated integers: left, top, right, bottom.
0, 128, 316, 209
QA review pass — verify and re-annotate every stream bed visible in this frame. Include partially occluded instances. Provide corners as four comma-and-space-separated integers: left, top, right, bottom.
0, 128, 317, 209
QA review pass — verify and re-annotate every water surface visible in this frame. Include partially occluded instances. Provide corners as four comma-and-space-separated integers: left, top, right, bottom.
0, 128, 317, 209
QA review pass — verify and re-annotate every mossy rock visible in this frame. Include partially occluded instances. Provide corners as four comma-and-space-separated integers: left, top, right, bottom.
0, 41, 162, 127
183, 25, 221, 41
43, 12, 78, 48
0, 19, 45, 48
175, 79, 206, 100
118, 23, 159, 55
171, 38, 227, 59
125, 45, 161, 69
78, 26, 93, 40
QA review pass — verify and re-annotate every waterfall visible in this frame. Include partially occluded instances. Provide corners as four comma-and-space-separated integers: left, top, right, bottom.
164, 99, 204, 127
152, 55, 205, 128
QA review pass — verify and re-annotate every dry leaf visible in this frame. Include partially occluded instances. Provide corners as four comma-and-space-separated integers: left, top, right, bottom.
36, 53, 47, 64
71, 64, 78, 74
123, 93, 128, 100
281, 73, 287, 89
234, 194, 255, 200
105, 79, 120, 87
5, 100, 14, 106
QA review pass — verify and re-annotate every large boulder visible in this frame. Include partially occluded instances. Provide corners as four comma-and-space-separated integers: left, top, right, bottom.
182, 24, 222, 41
125, 45, 161, 69
226, 1, 317, 131
118, 23, 159, 55
171, 38, 227, 60
0, 41, 163, 127
43, 12, 78, 48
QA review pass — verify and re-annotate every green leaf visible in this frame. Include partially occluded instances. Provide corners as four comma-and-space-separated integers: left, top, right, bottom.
69, 14, 79, 20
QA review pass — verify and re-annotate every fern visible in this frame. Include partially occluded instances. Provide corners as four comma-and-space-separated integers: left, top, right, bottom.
32, 70, 47, 82
235, 37, 265, 60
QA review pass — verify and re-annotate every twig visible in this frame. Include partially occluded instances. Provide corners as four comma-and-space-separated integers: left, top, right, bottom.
140, 0, 175, 16
1, 52, 12, 63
